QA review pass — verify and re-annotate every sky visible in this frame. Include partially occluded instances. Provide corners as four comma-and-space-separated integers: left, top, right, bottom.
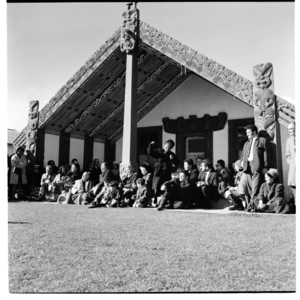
6, 2, 295, 132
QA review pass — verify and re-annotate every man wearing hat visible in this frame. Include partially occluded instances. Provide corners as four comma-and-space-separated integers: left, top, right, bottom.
253, 169, 290, 213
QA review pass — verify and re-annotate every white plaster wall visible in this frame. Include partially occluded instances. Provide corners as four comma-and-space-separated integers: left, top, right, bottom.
93, 142, 105, 163
44, 133, 60, 168
137, 74, 254, 167
69, 138, 84, 168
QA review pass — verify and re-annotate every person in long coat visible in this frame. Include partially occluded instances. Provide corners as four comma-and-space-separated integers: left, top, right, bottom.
253, 169, 290, 214
147, 139, 179, 202
10, 147, 27, 200
286, 122, 296, 199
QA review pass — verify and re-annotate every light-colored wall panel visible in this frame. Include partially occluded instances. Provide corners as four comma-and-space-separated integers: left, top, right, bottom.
44, 133, 60, 167
137, 74, 254, 167
69, 138, 84, 169
93, 142, 105, 163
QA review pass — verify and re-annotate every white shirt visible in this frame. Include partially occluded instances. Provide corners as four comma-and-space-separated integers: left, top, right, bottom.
205, 170, 211, 185
248, 136, 257, 162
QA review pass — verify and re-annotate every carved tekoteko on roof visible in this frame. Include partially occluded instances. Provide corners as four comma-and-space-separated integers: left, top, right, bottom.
162, 113, 228, 134
120, 2, 139, 54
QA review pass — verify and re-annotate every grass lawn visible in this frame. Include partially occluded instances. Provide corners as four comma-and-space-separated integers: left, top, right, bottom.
8, 202, 296, 293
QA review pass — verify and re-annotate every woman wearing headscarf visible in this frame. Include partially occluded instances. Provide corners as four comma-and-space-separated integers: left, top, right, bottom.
253, 169, 290, 214
10, 147, 27, 200
147, 139, 179, 203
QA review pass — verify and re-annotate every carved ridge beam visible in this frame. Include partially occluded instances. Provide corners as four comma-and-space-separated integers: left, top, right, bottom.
139, 21, 254, 106
108, 71, 190, 141
64, 51, 149, 133
277, 96, 295, 128
38, 28, 121, 128
139, 41, 182, 69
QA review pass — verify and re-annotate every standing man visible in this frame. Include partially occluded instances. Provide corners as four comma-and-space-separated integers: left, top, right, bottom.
286, 122, 296, 200
242, 125, 271, 210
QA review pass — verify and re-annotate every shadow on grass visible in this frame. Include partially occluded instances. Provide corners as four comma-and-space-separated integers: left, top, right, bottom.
8, 222, 32, 225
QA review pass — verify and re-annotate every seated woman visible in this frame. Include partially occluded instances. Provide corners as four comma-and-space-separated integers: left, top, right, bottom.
39, 165, 56, 201
133, 178, 150, 208
223, 159, 247, 211
157, 171, 192, 210
139, 162, 153, 207
253, 169, 290, 214
58, 163, 82, 204
44, 160, 59, 175
53, 165, 70, 202
119, 164, 138, 207
112, 161, 120, 182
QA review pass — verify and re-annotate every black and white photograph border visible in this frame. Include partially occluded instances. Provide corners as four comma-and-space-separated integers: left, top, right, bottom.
3, 0, 299, 295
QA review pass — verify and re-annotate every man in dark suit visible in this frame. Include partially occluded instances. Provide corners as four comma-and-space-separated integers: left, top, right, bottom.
195, 159, 219, 208
242, 124, 271, 209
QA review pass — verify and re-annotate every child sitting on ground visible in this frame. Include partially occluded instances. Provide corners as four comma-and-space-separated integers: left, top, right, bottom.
133, 178, 149, 208
104, 181, 121, 207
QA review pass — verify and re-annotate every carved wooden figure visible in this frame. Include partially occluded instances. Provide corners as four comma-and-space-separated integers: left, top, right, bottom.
120, 2, 139, 53
253, 63, 276, 141
26, 100, 39, 155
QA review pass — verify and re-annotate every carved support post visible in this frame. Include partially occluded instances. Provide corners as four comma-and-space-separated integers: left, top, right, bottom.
252, 63, 282, 180
25, 100, 39, 167
120, 2, 139, 177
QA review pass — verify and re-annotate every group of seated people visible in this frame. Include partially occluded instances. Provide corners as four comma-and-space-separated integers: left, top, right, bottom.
9, 139, 291, 214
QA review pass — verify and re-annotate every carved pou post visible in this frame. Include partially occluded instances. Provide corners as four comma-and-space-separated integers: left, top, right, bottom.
26, 100, 39, 155
253, 63, 276, 141
253, 63, 282, 175
120, 2, 139, 178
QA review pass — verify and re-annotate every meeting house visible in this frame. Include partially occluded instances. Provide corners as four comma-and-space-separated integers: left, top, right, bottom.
13, 3, 295, 198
